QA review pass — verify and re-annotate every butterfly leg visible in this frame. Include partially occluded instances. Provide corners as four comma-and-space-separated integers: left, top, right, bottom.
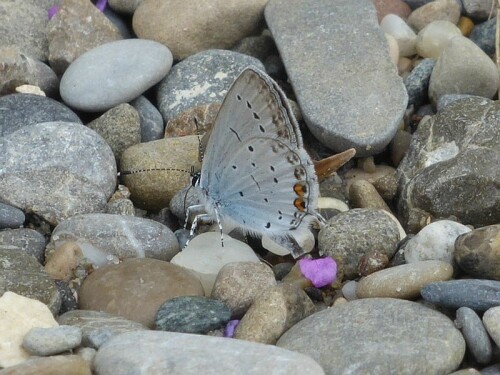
213, 208, 224, 248
187, 213, 214, 246
184, 204, 206, 229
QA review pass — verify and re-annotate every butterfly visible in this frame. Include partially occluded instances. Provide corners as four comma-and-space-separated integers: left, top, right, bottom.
188, 67, 324, 258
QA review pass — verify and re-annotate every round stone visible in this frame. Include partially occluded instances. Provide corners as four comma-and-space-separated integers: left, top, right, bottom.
60, 39, 173, 112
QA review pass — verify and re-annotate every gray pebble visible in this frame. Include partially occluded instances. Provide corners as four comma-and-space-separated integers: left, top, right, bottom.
60, 39, 172, 112
0, 228, 46, 264
421, 279, 500, 312
404, 58, 436, 109
0, 93, 81, 137
0, 202, 25, 229
155, 296, 231, 334
130, 95, 164, 142
455, 306, 492, 364
22, 325, 82, 356
470, 18, 496, 56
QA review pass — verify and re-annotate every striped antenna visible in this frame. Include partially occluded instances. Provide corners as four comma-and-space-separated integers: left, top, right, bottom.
118, 166, 195, 177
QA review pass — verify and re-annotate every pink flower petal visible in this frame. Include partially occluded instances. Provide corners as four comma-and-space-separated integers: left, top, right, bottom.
95, 0, 107, 12
299, 257, 337, 288
224, 320, 240, 338
48, 5, 60, 20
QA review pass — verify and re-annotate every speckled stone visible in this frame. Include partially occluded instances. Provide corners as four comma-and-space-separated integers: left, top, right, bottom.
157, 49, 264, 122
277, 298, 465, 374
0, 93, 81, 137
130, 95, 164, 142
265, 0, 407, 156
455, 224, 500, 280
0, 203, 25, 230
155, 296, 231, 334
0, 228, 46, 264
404, 58, 436, 109
0, 249, 61, 315
318, 208, 401, 279
421, 279, 500, 312
22, 325, 82, 356
469, 18, 496, 56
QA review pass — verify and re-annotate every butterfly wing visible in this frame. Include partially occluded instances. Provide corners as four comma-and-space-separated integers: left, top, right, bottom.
199, 68, 320, 255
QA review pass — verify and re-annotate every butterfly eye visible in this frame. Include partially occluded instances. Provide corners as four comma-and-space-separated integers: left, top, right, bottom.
191, 172, 200, 187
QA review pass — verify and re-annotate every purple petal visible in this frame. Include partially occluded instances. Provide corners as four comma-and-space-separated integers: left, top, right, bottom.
48, 5, 60, 20
224, 320, 240, 338
299, 257, 337, 288
95, 0, 107, 12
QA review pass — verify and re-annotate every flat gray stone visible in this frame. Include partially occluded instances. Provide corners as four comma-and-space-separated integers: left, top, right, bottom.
0, 122, 116, 226
157, 49, 264, 122
265, 0, 407, 156
0, 203, 25, 229
277, 298, 465, 374
47, 213, 179, 264
421, 279, 500, 312
397, 97, 500, 229
0, 249, 61, 315
22, 325, 82, 356
60, 39, 172, 112
94, 330, 324, 375
58, 310, 147, 348
0, 93, 81, 137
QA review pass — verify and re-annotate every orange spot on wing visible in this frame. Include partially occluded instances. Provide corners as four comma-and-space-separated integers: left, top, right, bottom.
294, 198, 306, 212
293, 183, 307, 197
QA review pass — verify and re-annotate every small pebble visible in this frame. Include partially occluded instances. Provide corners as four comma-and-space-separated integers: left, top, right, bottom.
455, 306, 492, 364
22, 325, 82, 356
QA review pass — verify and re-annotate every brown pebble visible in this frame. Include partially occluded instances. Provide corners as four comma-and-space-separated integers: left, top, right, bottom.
458, 16, 475, 37
44, 241, 84, 282
165, 103, 221, 138
349, 179, 392, 212
358, 250, 390, 276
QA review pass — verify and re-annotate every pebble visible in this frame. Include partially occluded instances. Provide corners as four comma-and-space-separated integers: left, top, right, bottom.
457, 16, 475, 37
404, 220, 471, 264
170, 232, 261, 295
0, 355, 91, 375
341, 280, 359, 300
469, 18, 496, 56
344, 165, 399, 201
372, 0, 412, 22
407, 0, 461, 31
0, 122, 116, 226
47, 213, 179, 266
455, 307, 493, 364
0, 203, 25, 229
0, 292, 58, 368
455, 224, 500, 280
318, 208, 401, 279
57, 310, 147, 348
78, 258, 204, 328
94, 330, 324, 374
165, 103, 221, 139
155, 296, 231, 334
87, 103, 141, 162
60, 39, 173, 112
421, 279, 500, 312
429, 36, 499, 106
156, 49, 264, 122
120, 135, 201, 211
0, 1, 50, 61
22, 325, 82, 356
404, 58, 436, 109
133, 0, 268, 60
0, 93, 81, 137
235, 283, 315, 345
397, 97, 500, 229
108, 0, 143, 14
0, 228, 47, 264
266, 0, 407, 157
44, 241, 85, 282
462, 0, 497, 21
380, 14, 417, 57
356, 260, 454, 299
482, 306, 500, 347
55, 280, 78, 315
130, 95, 164, 142
404, 0, 435, 9
277, 298, 465, 374
0, 47, 58, 97
47, 0, 122, 75
232, 32, 278, 63
211, 261, 277, 318
348, 179, 392, 212
415, 20, 463, 58
0, 249, 61, 315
